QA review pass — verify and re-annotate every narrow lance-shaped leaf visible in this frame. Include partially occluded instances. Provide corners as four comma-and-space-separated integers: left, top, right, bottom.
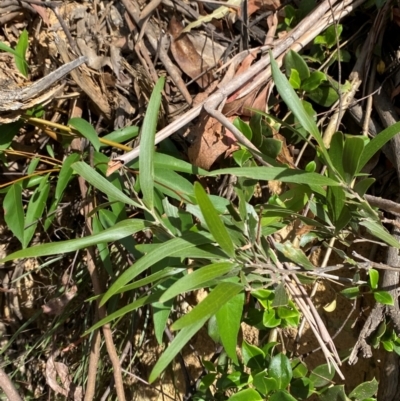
69, 118, 101, 152
194, 182, 235, 258
139, 77, 165, 211
72, 161, 142, 208
216, 291, 244, 365
3, 183, 24, 246
171, 282, 243, 331
159, 262, 236, 302
358, 121, 400, 172
207, 167, 340, 187
149, 317, 207, 383
14, 29, 29, 77
0, 219, 149, 262
100, 232, 213, 306
270, 51, 334, 173
24, 176, 50, 248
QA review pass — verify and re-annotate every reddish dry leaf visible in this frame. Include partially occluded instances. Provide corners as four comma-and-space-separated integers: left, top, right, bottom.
31, 4, 50, 25
169, 16, 214, 89
248, 0, 281, 16
188, 113, 237, 169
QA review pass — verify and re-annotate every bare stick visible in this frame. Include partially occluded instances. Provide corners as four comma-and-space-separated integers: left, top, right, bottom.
0, 367, 23, 401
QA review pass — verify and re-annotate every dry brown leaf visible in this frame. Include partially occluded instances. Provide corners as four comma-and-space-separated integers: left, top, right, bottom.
46, 353, 83, 400
274, 131, 295, 167
221, 51, 271, 116
188, 113, 236, 169
169, 16, 214, 89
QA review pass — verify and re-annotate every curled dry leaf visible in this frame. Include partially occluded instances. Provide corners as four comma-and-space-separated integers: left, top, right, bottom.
169, 16, 214, 89
188, 113, 237, 170
46, 353, 83, 401
42, 285, 77, 316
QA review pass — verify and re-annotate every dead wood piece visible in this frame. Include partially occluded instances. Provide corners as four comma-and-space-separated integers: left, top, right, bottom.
54, 35, 112, 120
0, 366, 23, 401
0, 56, 87, 123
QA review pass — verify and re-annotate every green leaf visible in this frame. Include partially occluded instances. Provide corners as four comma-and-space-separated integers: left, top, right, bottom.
228, 389, 263, 401
14, 29, 29, 77
309, 363, 335, 388
259, 138, 282, 159
319, 385, 347, 401
153, 299, 172, 345
207, 167, 339, 187
342, 136, 365, 184
354, 177, 375, 197
171, 282, 243, 331
274, 241, 315, 270
194, 182, 235, 257
290, 377, 314, 400
72, 161, 142, 208
270, 51, 330, 167
358, 122, 400, 172
159, 262, 236, 302
101, 125, 139, 145
268, 353, 292, 390
308, 85, 339, 107
24, 176, 50, 247
272, 283, 289, 307
349, 378, 378, 400
340, 287, 360, 299
0, 219, 148, 262
139, 77, 165, 210
242, 341, 265, 369
289, 69, 301, 89
85, 290, 162, 335
69, 118, 101, 152
302, 71, 327, 92
368, 269, 379, 290
149, 316, 207, 383
101, 232, 213, 306
154, 168, 194, 203
374, 291, 394, 306
216, 291, 244, 364
3, 183, 24, 246
233, 117, 252, 140
269, 390, 297, 401
56, 153, 81, 199
263, 310, 281, 328
249, 113, 263, 147
233, 149, 253, 166
284, 50, 310, 81
0, 121, 23, 149
359, 220, 400, 248
0, 41, 21, 57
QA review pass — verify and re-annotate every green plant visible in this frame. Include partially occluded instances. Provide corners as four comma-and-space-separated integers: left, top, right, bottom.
1, 52, 397, 400
0, 29, 29, 77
